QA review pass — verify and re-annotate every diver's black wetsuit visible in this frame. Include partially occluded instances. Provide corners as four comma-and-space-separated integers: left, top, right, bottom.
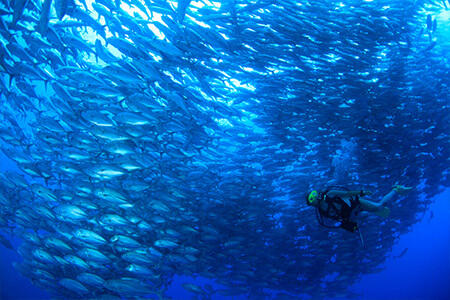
316, 191, 361, 232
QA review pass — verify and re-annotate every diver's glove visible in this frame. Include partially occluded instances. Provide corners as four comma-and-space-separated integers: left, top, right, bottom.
393, 185, 413, 194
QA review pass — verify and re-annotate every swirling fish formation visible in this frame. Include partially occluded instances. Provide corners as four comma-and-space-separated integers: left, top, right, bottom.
0, 0, 448, 299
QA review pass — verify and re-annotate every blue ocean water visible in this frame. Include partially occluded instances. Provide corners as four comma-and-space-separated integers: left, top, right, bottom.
0, 190, 449, 300
0, 0, 449, 299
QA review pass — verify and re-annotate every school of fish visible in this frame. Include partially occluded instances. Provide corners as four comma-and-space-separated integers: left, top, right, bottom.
0, 0, 449, 299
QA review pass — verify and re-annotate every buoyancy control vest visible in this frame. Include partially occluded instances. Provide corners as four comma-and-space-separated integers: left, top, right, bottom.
315, 190, 361, 232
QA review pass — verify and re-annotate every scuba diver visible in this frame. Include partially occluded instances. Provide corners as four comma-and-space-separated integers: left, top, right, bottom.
306, 185, 412, 233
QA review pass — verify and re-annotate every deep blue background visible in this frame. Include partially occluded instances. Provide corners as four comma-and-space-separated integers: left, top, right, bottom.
1, 2, 449, 300
1, 145, 449, 300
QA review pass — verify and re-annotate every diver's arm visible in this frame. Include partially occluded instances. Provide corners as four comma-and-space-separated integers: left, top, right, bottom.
327, 190, 370, 197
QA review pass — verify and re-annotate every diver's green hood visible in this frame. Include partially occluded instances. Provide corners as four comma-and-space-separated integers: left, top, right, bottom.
307, 190, 318, 205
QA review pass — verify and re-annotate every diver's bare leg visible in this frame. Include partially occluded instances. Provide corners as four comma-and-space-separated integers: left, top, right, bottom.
359, 199, 383, 211
379, 189, 396, 206
379, 185, 412, 205
359, 199, 390, 217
